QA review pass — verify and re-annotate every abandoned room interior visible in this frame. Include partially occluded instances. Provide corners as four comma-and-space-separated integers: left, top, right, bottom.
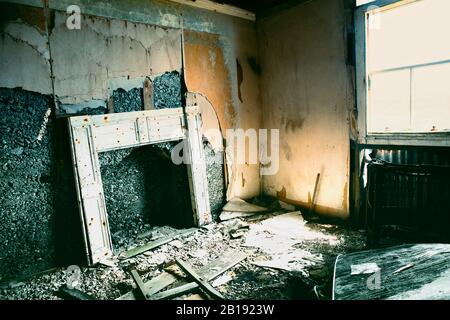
0, 0, 449, 302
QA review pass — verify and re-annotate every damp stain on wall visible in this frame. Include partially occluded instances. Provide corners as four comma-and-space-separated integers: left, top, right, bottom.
184, 29, 235, 131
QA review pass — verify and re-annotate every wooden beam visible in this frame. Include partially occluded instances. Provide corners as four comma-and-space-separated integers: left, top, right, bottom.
150, 250, 247, 300
176, 259, 225, 300
119, 228, 197, 260
310, 173, 321, 215
143, 77, 154, 110
149, 282, 198, 300
117, 272, 178, 300
130, 270, 149, 300
118, 250, 246, 300
166, 0, 255, 21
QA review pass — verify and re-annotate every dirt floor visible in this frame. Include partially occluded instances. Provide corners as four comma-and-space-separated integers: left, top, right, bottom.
0, 209, 366, 300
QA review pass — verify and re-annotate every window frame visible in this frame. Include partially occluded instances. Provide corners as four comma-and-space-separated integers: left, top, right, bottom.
355, 0, 450, 147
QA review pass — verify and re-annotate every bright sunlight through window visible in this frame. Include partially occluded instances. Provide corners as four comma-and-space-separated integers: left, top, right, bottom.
366, 0, 450, 134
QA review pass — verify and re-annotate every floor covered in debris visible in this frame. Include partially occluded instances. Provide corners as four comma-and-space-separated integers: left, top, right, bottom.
0, 201, 366, 300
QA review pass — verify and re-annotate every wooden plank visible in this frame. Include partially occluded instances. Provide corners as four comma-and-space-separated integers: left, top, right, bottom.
119, 250, 247, 300
117, 272, 177, 300
197, 250, 247, 280
185, 112, 212, 226
333, 243, 450, 300
143, 78, 154, 110
149, 282, 197, 300
176, 259, 225, 300
107, 98, 114, 114
119, 228, 197, 260
69, 122, 113, 264
130, 270, 149, 300
310, 173, 320, 215
166, 0, 255, 21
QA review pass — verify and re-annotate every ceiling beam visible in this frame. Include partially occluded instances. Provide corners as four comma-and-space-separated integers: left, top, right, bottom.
166, 0, 256, 21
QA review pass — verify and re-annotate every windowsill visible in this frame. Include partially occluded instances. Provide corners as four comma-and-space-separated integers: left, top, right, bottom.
359, 132, 450, 147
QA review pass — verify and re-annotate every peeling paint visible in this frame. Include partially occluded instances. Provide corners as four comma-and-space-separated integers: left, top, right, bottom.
51, 12, 181, 105
58, 99, 107, 115
184, 30, 235, 131
0, 21, 52, 94
5, 22, 49, 59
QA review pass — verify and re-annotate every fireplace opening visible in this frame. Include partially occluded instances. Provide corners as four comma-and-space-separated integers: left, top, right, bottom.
98, 142, 194, 250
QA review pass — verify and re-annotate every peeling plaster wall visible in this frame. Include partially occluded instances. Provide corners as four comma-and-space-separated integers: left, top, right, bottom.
184, 21, 262, 200
3, 0, 262, 199
0, 0, 261, 278
257, 0, 353, 219
0, 5, 52, 94
50, 11, 181, 107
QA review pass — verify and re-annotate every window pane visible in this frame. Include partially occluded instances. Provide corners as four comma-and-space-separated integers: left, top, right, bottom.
366, 0, 450, 134
368, 70, 411, 132
411, 62, 450, 132
367, 0, 450, 72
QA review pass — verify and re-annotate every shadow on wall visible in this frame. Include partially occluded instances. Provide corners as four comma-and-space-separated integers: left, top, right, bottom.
53, 117, 87, 269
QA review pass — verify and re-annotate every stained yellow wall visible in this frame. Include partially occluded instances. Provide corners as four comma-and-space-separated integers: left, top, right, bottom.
257, 0, 354, 218
184, 22, 262, 200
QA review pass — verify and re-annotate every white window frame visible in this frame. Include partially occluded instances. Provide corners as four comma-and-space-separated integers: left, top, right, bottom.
68, 106, 211, 265
355, 0, 450, 146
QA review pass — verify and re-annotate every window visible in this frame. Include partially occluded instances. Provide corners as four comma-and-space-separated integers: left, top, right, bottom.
358, 0, 450, 138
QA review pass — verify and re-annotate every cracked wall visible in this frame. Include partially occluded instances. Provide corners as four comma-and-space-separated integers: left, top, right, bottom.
50, 11, 182, 112
0, 0, 260, 279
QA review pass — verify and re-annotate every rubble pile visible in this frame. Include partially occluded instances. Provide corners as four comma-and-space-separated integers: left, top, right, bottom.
0, 197, 365, 300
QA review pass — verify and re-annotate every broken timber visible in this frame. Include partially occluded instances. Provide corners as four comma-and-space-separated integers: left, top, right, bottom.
150, 282, 198, 300
130, 270, 149, 300
119, 228, 197, 260
176, 259, 225, 300
118, 250, 247, 300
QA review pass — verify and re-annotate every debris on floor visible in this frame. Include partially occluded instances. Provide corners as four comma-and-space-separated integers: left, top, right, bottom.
119, 228, 197, 260
0, 197, 366, 300
219, 197, 269, 221
56, 285, 96, 301
243, 211, 338, 275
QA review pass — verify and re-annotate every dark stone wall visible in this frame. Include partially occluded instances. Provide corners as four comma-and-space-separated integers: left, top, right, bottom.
153, 71, 182, 109
112, 88, 144, 113
0, 88, 56, 278
0, 72, 226, 279
204, 144, 226, 220
99, 144, 194, 249
0, 88, 84, 280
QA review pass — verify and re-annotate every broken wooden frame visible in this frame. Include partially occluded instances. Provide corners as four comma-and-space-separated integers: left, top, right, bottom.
68, 106, 211, 265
